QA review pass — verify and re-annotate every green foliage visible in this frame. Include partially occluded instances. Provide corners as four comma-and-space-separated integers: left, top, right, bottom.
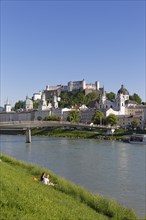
106, 114, 119, 126
59, 90, 85, 108
33, 100, 39, 109
106, 92, 115, 101
92, 110, 105, 125
47, 128, 98, 138
32, 127, 141, 140
129, 93, 142, 104
67, 110, 81, 123
84, 92, 99, 105
0, 154, 138, 220
43, 114, 60, 121
14, 100, 24, 110
59, 90, 99, 108
59, 91, 70, 108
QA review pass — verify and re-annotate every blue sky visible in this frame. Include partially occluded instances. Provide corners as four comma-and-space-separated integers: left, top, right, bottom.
1, 0, 145, 106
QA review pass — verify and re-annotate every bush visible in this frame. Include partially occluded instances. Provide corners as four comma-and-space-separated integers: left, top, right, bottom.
43, 114, 60, 121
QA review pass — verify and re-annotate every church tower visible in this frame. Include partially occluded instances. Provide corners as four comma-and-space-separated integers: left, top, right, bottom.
116, 84, 129, 114
4, 99, 12, 112
39, 92, 48, 111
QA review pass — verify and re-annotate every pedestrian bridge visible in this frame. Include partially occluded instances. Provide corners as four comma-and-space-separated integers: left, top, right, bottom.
0, 121, 118, 143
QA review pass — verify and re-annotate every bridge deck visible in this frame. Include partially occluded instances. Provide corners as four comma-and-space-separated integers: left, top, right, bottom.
0, 121, 116, 130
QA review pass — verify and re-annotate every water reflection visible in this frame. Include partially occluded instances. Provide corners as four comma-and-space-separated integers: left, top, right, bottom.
118, 147, 129, 170
25, 143, 32, 155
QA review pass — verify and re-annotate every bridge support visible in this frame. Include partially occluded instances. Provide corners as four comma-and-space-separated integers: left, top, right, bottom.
26, 128, 31, 143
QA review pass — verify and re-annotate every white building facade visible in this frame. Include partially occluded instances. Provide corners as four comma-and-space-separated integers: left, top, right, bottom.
99, 85, 130, 116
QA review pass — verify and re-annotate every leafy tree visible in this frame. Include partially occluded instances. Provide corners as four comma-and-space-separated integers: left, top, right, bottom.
129, 93, 142, 104
67, 110, 80, 123
106, 114, 118, 126
106, 92, 115, 101
71, 90, 85, 106
14, 100, 24, 110
33, 100, 39, 109
92, 110, 105, 125
59, 91, 70, 108
85, 92, 99, 105
43, 114, 60, 121
59, 90, 99, 108
59, 90, 84, 107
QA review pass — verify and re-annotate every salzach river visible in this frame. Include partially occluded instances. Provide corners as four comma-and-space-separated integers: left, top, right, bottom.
0, 134, 145, 218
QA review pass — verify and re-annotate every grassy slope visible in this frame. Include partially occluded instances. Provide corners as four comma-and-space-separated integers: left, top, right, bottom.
0, 154, 138, 220
31, 128, 98, 138
31, 128, 117, 140
31, 128, 135, 140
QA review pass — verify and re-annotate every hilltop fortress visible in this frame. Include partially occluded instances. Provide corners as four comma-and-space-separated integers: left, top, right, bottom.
45, 79, 100, 92
1, 79, 146, 130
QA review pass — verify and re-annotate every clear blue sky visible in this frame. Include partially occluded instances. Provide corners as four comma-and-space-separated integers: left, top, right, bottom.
1, 0, 145, 107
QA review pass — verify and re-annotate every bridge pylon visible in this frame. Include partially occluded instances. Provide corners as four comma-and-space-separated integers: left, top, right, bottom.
26, 128, 31, 143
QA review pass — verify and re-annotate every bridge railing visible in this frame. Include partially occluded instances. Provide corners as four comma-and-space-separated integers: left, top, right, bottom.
0, 120, 119, 129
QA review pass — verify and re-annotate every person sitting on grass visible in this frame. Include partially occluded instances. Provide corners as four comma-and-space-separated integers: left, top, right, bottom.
32, 172, 46, 182
43, 174, 55, 186
40, 172, 46, 182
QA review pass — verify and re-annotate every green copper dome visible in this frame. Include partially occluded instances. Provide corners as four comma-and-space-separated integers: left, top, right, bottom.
24, 96, 33, 105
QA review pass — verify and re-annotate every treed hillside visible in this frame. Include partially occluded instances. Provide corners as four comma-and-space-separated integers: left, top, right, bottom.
59, 90, 100, 108
58, 90, 142, 108
14, 90, 143, 110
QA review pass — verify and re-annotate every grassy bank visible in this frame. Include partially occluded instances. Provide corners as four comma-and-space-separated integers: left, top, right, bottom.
0, 154, 138, 220
31, 128, 125, 140
2, 127, 145, 141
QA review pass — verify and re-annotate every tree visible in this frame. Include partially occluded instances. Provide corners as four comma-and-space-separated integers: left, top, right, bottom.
59, 91, 70, 108
129, 93, 142, 104
33, 100, 39, 109
106, 92, 115, 101
59, 90, 99, 108
92, 110, 104, 125
106, 114, 118, 126
14, 100, 24, 110
85, 92, 99, 105
67, 110, 80, 123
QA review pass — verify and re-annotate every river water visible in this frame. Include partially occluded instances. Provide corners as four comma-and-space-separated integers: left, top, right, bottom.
0, 134, 145, 218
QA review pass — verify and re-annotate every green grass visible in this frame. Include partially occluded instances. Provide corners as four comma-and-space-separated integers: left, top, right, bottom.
31, 128, 115, 139
31, 128, 98, 138
31, 127, 141, 140
0, 154, 138, 220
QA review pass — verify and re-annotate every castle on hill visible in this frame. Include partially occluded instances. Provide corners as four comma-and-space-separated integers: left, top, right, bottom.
1, 79, 146, 130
